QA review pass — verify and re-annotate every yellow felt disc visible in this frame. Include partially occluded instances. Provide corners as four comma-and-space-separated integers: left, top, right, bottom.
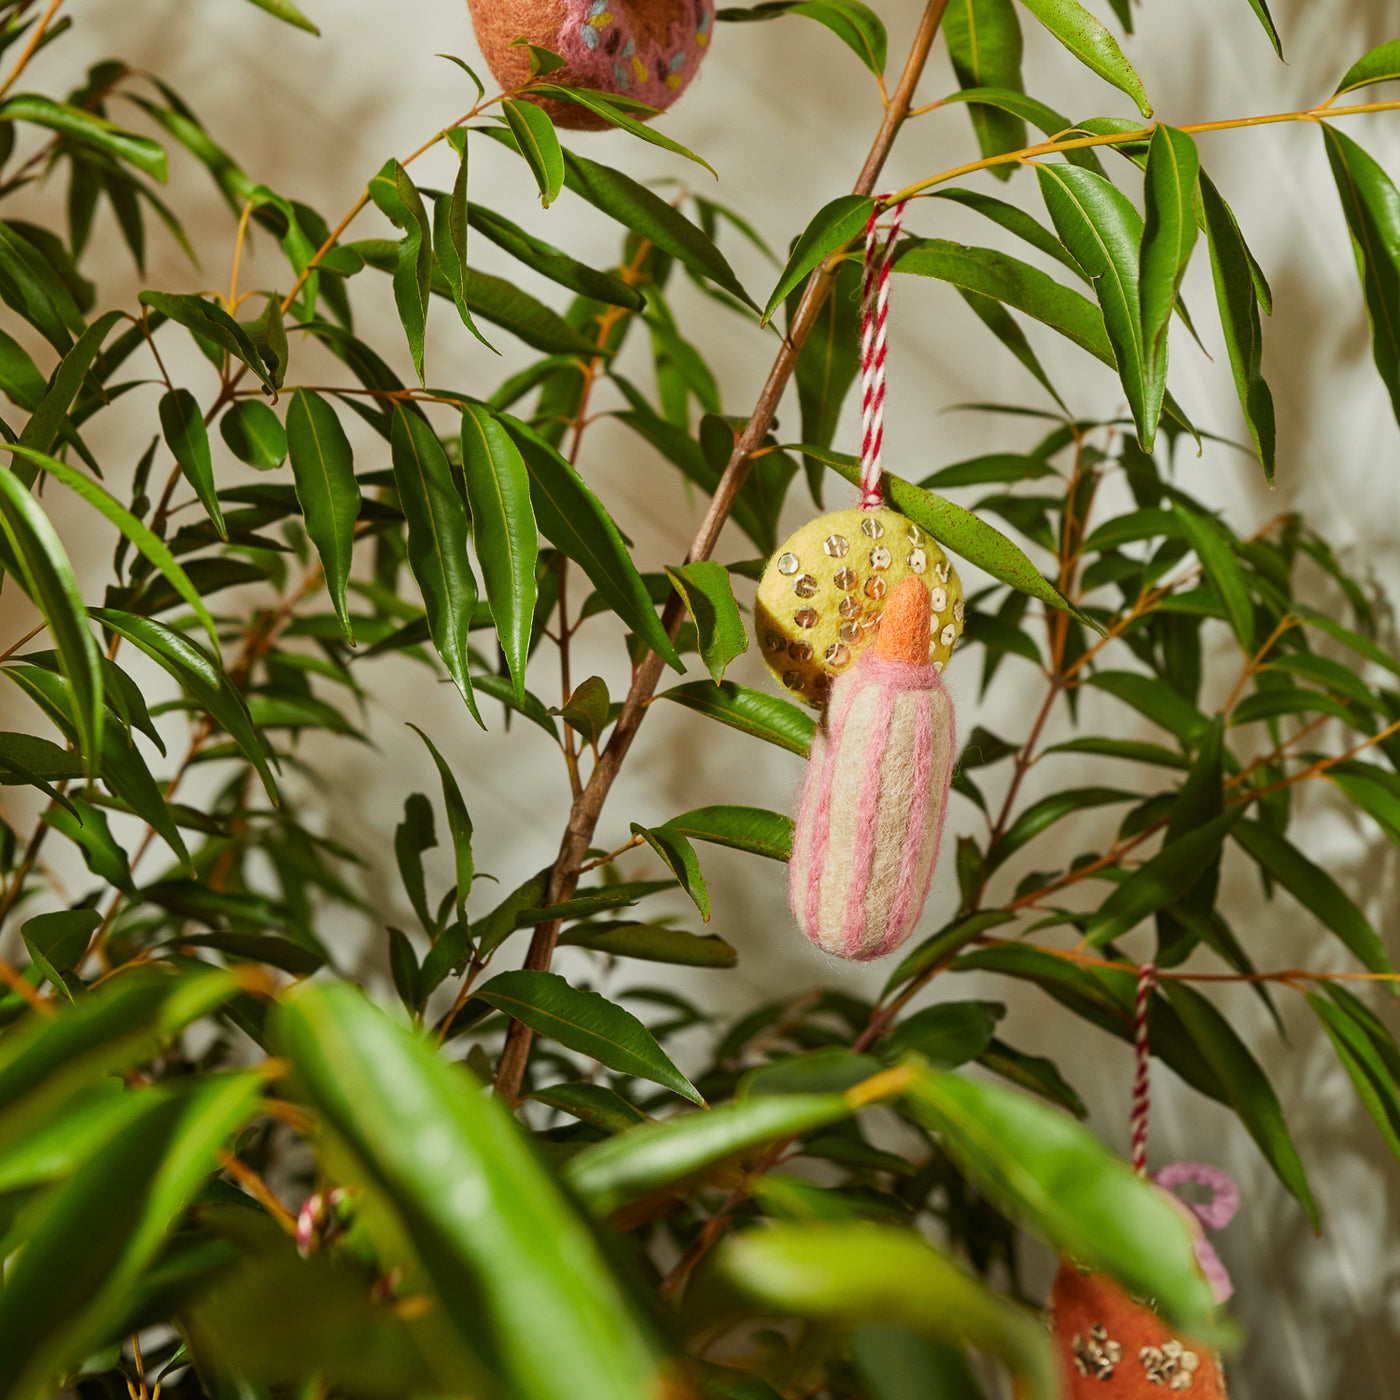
755, 507, 964, 707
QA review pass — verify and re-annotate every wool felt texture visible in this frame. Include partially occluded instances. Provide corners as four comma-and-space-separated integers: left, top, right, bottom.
789, 581, 956, 961
1051, 1261, 1228, 1396
756, 507, 964, 707
467, 0, 714, 130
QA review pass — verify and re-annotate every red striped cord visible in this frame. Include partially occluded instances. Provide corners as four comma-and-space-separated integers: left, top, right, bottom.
858, 197, 908, 511
1130, 960, 1157, 1177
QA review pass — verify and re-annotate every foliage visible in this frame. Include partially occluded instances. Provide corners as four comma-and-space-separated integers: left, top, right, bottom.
0, 0, 1398, 1396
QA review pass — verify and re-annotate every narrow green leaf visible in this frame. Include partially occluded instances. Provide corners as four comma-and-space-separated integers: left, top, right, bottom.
21, 908, 98, 993
1335, 38, 1400, 97
159, 388, 224, 539
1171, 504, 1254, 650
1036, 163, 1161, 448
987, 787, 1136, 870
241, 0, 321, 32
367, 161, 434, 383
558, 922, 737, 967
665, 561, 748, 683
433, 137, 494, 349
92, 608, 278, 805
1198, 173, 1276, 482
883, 910, 1016, 997
503, 98, 565, 207
884, 1001, 1003, 1068
717, 1223, 1056, 1400
527, 86, 718, 177
1233, 818, 1390, 974
276, 981, 664, 1400
0, 93, 168, 180
631, 821, 711, 921
14, 309, 124, 466
567, 1093, 850, 1214
473, 968, 704, 1104
4, 444, 221, 659
660, 804, 793, 862
138, 291, 273, 392
500, 414, 682, 671
1322, 124, 1400, 432
1163, 981, 1317, 1226
1309, 990, 1400, 1163
219, 399, 287, 470
1086, 669, 1210, 743
42, 796, 135, 896
560, 147, 754, 307
287, 389, 359, 646
1139, 125, 1199, 384
763, 195, 874, 323
1240, 0, 1282, 59
1084, 811, 1242, 946
0, 470, 103, 779
460, 404, 538, 700
389, 406, 482, 723
788, 1, 887, 74
943, 0, 1027, 173
526, 1081, 650, 1134
658, 680, 815, 756
1016, 0, 1152, 116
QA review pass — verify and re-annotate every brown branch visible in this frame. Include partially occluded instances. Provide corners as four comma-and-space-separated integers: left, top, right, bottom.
491, 0, 954, 1104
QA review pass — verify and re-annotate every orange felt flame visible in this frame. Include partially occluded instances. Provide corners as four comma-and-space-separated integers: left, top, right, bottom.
875, 576, 932, 665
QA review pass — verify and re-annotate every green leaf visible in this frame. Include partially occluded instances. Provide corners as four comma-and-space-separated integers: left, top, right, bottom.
1086, 669, 1210, 743
460, 404, 539, 700
220, 399, 287, 470
560, 147, 754, 307
92, 609, 278, 805
138, 291, 273, 392
1197, 173, 1276, 482
717, 1223, 1056, 1400
787, 1, 887, 75
467, 202, 644, 311
432, 137, 493, 349
893, 238, 1112, 363
21, 908, 98, 993
1335, 38, 1400, 97
882, 910, 1016, 997
42, 796, 134, 896
14, 309, 124, 464
1139, 125, 1199, 385
660, 804, 794, 862
287, 390, 359, 647
1232, 818, 1390, 974
1036, 163, 1161, 449
158, 389, 224, 540
406, 724, 474, 936
977, 1039, 1087, 1118
631, 820, 711, 921
665, 561, 748, 683
367, 161, 434, 383
1321, 124, 1400, 432
820, 451, 1092, 628
473, 969, 703, 1104
884, 1000, 1003, 1068
566, 1093, 851, 1214
500, 414, 682, 671
554, 674, 612, 750
658, 680, 815, 756
241, 0, 321, 32
1162, 981, 1317, 1226
526, 86, 718, 178
559, 922, 737, 967
1308, 991, 1400, 1163
987, 787, 1136, 870
0, 468, 103, 780
792, 256, 863, 499
1240, 0, 1282, 59
0, 1073, 262, 1400
389, 406, 481, 723
466, 267, 601, 355
1016, 0, 1152, 116
1171, 504, 1254, 651
763, 195, 874, 323
276, 980, 663, 1400
526, 1081, 650, 1134
503, 98, 566, 208
943, 0, 1027, 173
0, 93, 168, 181
1083, 810, 1242, 946
903, 1067, 1217, 1336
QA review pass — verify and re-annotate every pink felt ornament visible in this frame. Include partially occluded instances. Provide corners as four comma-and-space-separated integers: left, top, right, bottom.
788, 576, 956, 960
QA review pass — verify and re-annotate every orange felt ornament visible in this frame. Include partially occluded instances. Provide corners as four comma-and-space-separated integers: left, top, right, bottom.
466, 0, 714, 129
1051, 1262, 1228, 1396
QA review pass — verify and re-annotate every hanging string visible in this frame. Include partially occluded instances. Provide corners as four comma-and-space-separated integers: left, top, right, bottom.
858, 196, 909, 511
1130, 959, 1157, 1177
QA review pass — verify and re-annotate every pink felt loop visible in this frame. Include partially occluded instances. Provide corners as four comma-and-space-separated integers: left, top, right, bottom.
1154, 1160, 1241, 1232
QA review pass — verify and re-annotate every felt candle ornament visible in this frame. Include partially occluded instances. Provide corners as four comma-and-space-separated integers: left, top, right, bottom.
756, 198, 962, 960
787, 576, 957, 960
466, 0, 715, 129
1050, 966, 1237, 1395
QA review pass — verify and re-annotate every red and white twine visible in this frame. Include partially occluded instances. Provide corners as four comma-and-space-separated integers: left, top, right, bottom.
1130, 960, 1157, 1177
858, 196, 908, 511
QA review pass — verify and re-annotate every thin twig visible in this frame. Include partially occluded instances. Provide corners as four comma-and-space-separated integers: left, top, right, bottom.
0, 0, 63, 102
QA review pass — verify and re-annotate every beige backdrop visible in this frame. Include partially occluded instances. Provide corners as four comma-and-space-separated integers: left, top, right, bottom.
5, 0, 1400, 1392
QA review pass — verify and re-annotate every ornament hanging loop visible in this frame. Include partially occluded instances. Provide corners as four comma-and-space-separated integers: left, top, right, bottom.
859, 195, 909, 511
1130, 959, 1157, 1177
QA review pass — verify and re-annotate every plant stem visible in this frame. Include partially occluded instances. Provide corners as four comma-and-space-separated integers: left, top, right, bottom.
0, 0, 63, 102
492, 0, 954, 1105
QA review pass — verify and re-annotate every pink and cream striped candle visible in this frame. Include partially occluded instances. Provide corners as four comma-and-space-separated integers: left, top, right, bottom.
788, 577, 956, 961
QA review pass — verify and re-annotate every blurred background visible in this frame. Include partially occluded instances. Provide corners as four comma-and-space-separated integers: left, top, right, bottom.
4, 0, 1400, 1390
